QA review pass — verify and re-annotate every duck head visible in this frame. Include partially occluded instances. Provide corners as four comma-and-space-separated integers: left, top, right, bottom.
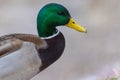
37, 3, 87, 37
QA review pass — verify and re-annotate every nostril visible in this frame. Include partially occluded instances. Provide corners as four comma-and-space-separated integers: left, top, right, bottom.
72, 22, 75, 24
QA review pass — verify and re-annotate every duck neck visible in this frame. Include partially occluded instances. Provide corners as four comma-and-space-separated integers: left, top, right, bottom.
37, 23, 57, 37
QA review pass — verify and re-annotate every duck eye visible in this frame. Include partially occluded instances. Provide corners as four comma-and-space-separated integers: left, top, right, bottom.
57, 11, 65, 16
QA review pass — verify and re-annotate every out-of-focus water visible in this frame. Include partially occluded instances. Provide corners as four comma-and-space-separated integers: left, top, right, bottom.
0, 0, 120, 80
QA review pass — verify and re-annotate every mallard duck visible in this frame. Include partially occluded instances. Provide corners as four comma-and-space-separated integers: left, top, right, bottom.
0, 3, 87, 80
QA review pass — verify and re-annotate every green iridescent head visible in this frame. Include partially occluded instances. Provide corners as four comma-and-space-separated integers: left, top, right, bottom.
37, 3, 87, 37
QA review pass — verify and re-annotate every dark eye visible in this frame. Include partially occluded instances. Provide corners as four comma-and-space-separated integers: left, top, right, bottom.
57, 11, 65, 16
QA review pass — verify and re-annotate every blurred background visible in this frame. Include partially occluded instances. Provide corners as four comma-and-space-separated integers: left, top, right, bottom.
0, 0, 120, 80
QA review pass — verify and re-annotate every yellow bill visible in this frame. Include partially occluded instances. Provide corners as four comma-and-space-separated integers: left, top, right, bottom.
66, 18, 87, 33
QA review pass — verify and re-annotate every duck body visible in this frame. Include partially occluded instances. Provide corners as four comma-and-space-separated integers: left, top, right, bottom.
0, 32, 65, 80
0, 3, 87, 80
